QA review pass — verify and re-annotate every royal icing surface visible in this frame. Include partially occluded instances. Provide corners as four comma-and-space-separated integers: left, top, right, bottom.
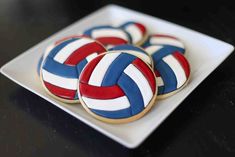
83, 25, 131, 48
79, 52, 157, 119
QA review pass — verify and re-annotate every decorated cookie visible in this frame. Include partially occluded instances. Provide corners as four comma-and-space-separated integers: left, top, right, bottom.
108, 44, 153, 67
40, 37, 106, 103
145, 44, 190, 98
83, 25, 131, 48
78, 52, 157, 123
119, 21, 148, 46
142, 34, 186, 54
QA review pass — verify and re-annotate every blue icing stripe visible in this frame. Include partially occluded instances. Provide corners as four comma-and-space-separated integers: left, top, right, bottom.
168, 46, 185, 54
122, 30, 132, 43
101, 53, 136, 86
43, 57, 77, 78
83, 25, 114, 36
76, 59, 87, 77
37, 55, 43, 76
119, 21, 135, 28
90, 108, 131, 119
108, 44, 146, 54
161, 45, 184, 54
155, 60, 177, 93
48, 38, 79, 58
118, 73, 144, 115
152, 45, 184, 64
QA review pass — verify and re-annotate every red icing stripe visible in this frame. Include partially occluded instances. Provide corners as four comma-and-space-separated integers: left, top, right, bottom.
96, 37, 128, 45
44, 81, 76, 100
154, 69, 161, 77
152, 34, 178, 40
132, 58, 156, 93
79, 83, 125, 99
64, 42, 106, 65
135, 23, 146, 35
172, 52, 190, 78
79, 54, 104, 83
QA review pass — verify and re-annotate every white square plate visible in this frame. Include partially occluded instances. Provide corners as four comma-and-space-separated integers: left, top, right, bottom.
1, 4, 234, 148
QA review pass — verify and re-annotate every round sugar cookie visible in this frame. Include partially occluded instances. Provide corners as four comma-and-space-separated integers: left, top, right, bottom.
108, 44, 153, 67
78, 52, 157, 123
142, 34, 186, 54
40, 37, 107, 103
119, 21, 148, 46
144, 45, 190, 99
83, 25, 131, 48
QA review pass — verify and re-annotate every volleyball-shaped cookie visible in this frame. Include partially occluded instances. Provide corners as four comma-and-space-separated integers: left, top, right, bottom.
142, 34, 185, 54
83, 25, 131, 48
108, 44, 152, 66
78, 52, 157, 123
145, 45, 190, 98
119, 21, 148, 46
40, 37, 106, 103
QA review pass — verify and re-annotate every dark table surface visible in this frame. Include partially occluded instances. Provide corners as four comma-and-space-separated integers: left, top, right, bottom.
1, 0, 235, 157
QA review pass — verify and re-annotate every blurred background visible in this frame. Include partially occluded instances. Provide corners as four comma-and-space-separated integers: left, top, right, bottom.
0, 0, 235, 157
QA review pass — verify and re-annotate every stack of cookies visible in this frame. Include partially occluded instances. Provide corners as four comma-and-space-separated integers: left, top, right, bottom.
38, 21, 190, 123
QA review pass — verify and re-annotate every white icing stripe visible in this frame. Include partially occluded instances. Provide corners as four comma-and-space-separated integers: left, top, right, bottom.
150, 37, 184, 48
54, 38, 94, 63
86, 53, 98, 62
88, 53, 120, 86
92, 29, 128, 41
124, 64, 153, 107
145, 45, 163, 55
125, 25, 142, 44
108, 50, 151, 65
156, 77, 164, 86
42, 69, 77, 90
163, 55, 187, 88
82, 96, 130, 111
